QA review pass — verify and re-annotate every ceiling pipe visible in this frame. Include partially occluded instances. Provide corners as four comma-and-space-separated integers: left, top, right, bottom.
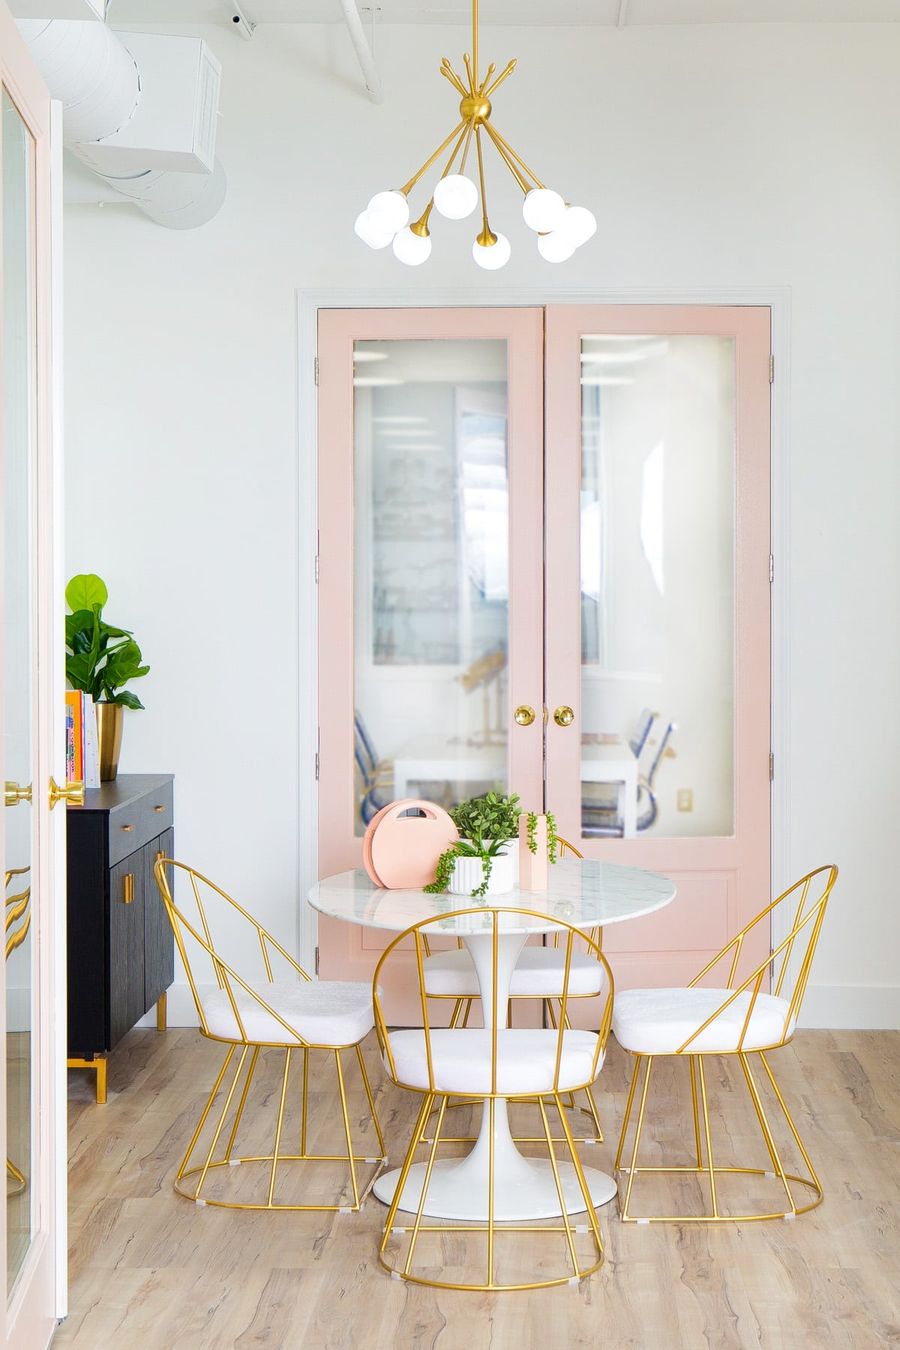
17, 18, 226, 228
339, 0, 383, 104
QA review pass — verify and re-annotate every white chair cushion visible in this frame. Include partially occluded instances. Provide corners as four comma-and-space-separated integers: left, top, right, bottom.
384, 1028, 603, 1095
423, 946, 605, 998
203, 978, 374, 1047
613, 986, 795, 1055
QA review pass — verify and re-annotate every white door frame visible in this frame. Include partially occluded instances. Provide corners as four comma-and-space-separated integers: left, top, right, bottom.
296, 286, 791, 974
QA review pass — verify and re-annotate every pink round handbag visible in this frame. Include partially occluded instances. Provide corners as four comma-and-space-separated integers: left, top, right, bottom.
364, 799, 458, 889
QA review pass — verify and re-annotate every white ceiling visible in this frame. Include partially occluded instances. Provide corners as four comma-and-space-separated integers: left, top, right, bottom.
106, 0, 900, 25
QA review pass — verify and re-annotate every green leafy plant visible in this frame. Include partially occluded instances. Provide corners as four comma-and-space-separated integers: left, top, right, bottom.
526, 810, 560, 863
425, 792, 521, 899
65, 573, 150, 710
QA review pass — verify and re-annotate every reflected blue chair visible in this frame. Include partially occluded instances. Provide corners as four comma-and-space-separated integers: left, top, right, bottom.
355, 712, 393, 826
582, 720, 676, 838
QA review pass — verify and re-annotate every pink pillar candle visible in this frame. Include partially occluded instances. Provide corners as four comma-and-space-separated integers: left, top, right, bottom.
519, 813, 548, 891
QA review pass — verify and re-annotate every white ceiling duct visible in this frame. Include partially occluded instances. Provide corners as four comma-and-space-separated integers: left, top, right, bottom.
17, 17, 226, 229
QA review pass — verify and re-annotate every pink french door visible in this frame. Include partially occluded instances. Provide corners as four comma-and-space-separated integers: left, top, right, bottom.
545, 305, 772, 987
317, 307, 544, 1002
317, 303, 772, 1002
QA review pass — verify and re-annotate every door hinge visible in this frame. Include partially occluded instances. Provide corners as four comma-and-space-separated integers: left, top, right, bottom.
314, 945, 320, 975
769, 553, 774, 584
314, 356, 319, 386
769, 354, 774, 384
315, 553, 320, 583
769, 752, 775, 781
315, 750, 320, 781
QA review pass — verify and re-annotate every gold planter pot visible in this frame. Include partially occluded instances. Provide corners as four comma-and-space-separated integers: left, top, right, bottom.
95, 702, 124, 782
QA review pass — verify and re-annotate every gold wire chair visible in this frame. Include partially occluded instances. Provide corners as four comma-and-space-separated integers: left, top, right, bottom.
420, 838, 606, 1143
5, 866, 31, 1198
613, 864, 838, 1223
374, 907, 614, 1292
154, 858, 386, 1211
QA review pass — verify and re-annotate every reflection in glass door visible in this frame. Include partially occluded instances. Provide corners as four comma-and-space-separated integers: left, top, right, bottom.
353, 338, 510, 832
3, 83, 36, 1298
579, 333, 736, 841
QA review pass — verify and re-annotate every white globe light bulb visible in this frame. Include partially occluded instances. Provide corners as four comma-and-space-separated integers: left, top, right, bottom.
472, 231, 511, 270
560, 205, 597, 248
522, 187, 567, 233
537, 229, 576, 263
433, 174, 478, 220
367, 190, 410, 233
392, 226, 432, 266
354, 209, 394, 250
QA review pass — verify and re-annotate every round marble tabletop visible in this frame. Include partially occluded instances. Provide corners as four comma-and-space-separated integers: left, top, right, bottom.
307, 856, 676, 935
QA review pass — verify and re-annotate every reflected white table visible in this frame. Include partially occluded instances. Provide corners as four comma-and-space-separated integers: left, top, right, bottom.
308, 859, 675, 1222
393, 734, 639, 837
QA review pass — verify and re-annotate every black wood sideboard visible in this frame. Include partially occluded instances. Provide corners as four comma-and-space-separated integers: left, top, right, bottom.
67, 774, 175, 1101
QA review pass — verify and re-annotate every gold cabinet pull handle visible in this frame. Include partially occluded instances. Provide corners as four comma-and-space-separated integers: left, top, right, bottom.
123, 873, 135, 904
49, 777, 84, 809
514, 705, 536, 727
4, 781, 32, 808
553, 705, 575, 728
121, 824, 135, 832
153, 805, 165, 813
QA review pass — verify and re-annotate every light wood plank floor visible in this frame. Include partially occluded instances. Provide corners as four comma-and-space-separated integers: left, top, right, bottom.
58, 1027, 900, 1349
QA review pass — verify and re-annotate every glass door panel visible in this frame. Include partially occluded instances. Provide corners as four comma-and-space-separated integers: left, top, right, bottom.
3, 85, 36, 1297
353, 338, 509, 832
579, 333, 736, 842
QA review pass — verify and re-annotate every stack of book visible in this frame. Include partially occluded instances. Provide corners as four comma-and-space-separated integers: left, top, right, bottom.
65, 692, 100, 789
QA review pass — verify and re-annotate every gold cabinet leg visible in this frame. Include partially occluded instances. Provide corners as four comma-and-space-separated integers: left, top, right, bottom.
68, 1056, 108, 1105
157, 990, 167, 1032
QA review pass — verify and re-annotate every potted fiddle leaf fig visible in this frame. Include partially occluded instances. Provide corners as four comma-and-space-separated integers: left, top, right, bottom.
426, 791, 522, 900
65, 573, 150, 781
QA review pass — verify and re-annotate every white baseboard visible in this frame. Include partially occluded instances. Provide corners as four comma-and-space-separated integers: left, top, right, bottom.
799, 984, 900, 1030
135, 982, 203, 1029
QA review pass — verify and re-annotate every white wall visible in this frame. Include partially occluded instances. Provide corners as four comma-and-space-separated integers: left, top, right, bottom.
64, 19, 900, 1028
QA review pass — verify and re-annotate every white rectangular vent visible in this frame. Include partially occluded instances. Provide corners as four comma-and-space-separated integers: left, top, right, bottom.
77, 33, 221, 177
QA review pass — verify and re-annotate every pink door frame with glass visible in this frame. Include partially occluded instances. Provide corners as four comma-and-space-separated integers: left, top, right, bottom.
316, 303, 772, 1003
316, 307, 544, 1009
544, 304, 772, 988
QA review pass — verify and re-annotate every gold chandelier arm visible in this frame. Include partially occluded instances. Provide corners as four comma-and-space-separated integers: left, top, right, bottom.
459, 123, 475, 174
483, 120, 531, 195
478, 62, 495, 96
463, 52, 475, 95
482, 59, 517, 100
400, 119, 467, 196
474, 125, 496, 245
442, 120, 474, 179
484, 122, 546, 190
440, 59, 468, 98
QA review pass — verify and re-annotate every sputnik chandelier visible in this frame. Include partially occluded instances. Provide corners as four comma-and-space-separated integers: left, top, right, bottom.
354, 0, 596, 269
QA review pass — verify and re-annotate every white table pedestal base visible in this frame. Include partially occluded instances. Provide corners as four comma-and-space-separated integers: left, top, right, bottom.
373, 1097, 617, 1221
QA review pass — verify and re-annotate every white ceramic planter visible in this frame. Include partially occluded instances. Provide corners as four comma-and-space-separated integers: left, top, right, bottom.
448, 841, 516, 897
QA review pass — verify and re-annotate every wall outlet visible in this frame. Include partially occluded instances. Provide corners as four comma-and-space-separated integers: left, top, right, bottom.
677, 788, 693, 812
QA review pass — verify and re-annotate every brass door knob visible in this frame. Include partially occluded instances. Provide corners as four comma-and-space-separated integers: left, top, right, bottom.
4, 781, 32, 808
49, 777, 85, 809
514, 705, 536, 727
553, 705, 575, 728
